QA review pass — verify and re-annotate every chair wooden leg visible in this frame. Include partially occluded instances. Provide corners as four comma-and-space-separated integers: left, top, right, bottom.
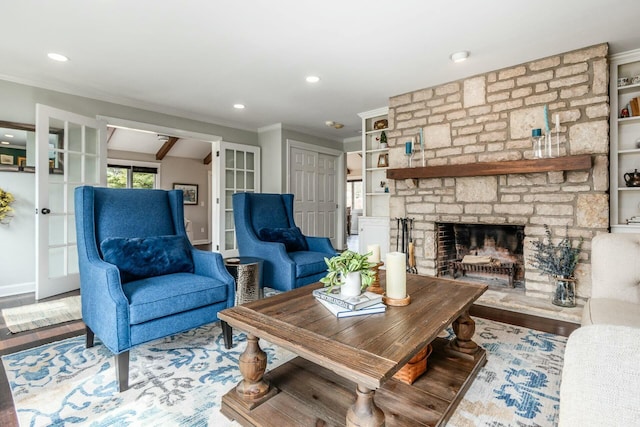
86, 326, 95, 348
221, 320, 233, 349
115, 351, 130, 392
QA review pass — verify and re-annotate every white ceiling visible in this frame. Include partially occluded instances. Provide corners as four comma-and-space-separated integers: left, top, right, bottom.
107, 128, 212, 160
3, 0, 640, 146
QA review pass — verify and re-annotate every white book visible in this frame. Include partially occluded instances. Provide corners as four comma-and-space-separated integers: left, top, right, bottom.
316, 298, 386, 318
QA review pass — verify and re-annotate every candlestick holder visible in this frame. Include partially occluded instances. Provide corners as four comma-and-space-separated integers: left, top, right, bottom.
382, 294, 411, 306
404, 141, 415, 167
366, 262, 385, 294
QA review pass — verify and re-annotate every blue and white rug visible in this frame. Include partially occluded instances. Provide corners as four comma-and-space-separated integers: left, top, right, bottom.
2, 318, 567, 426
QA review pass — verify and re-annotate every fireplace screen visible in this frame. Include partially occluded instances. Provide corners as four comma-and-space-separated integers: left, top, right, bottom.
436, 223, 525, 288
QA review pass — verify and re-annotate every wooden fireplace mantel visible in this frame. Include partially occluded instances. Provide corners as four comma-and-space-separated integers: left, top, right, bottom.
386, 154, 592, 180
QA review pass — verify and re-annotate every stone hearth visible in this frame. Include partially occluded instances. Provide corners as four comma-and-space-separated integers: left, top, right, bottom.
385, 44, 610, 319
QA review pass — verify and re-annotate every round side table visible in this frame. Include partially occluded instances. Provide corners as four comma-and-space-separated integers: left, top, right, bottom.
224, 257, 264, 305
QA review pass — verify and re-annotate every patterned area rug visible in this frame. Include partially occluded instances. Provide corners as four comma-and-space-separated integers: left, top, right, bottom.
1, 296, 82, 333
2, 318, 566, 426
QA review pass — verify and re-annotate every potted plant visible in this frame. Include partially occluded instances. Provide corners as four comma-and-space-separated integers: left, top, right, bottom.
320, 250, 376, 296
379, 131, 388, 148
529, 225, 583, 307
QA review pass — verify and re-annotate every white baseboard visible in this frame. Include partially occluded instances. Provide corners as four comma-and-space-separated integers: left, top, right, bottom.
0, 281, 35, 297
192, 239, 210, 246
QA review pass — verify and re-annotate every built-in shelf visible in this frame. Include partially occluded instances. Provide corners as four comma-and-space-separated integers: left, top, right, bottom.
387, 155, 592, 180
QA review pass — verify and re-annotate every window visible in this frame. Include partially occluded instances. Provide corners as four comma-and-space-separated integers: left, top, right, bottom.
107, 162, 159, 189
346, 180, 363, 210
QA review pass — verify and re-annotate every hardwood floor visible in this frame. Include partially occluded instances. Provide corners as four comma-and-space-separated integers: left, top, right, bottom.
0, 291, 579, 427
0, 290, 84, 427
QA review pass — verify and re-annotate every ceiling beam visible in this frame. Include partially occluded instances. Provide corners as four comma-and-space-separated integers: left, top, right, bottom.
203, 152, 212, 165
156, 137, 179, 160
106, 127, 116, 144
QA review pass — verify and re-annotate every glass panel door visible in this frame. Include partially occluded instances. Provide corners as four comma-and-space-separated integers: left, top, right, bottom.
35, 104, 106, 299
213, 141, 260, 257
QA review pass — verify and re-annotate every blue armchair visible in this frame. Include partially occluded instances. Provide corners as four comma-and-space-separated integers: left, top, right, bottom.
232, 192, 337, 292
75, 186, 235, 392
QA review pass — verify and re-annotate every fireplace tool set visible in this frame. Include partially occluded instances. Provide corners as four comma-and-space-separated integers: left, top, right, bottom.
395, 217, 418, 273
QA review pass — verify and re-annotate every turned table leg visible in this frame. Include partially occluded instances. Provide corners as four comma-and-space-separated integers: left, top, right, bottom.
449, 310, 479, 355
346, 384, 385, 427
236, 334, 271, 401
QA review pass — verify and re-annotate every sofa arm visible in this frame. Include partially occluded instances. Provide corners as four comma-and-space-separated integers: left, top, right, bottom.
306, 236, 336, 255
591, 233, 640, 303
191, 249, 236, 307
78, 258, 131, 352
559, 324, 640, 426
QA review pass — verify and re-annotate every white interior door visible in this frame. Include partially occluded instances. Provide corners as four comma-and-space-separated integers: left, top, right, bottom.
317, 153, 337, 243
213, 141, 261, 257
289, 145, 339, 247
35, 104, 106, 300
291, 147, 317, 234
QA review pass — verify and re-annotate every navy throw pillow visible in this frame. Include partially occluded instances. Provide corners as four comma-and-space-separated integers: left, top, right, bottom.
100, 235, 194, 283
258, 227, 308, 252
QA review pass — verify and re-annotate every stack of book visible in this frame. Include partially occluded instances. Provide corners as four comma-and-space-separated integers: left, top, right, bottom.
312, 287, 385, 318
629, 97, 640, 117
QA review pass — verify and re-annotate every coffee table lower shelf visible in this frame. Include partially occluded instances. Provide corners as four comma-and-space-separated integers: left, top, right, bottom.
221, 337, 487, 427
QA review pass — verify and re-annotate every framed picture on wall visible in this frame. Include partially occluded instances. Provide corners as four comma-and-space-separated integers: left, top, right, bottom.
0, 154, 14, 165
173, 183, 198, 205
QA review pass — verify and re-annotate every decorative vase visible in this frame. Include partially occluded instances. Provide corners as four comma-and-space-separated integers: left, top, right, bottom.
551, 275, 576, 307
341, 272, 362, 297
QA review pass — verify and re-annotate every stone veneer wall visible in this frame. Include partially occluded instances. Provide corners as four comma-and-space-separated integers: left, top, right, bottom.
386, 44, 610, 303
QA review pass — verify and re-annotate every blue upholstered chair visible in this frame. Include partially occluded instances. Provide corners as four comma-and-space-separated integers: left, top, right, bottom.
75, 186, 235, 392
232, 192, 337, 292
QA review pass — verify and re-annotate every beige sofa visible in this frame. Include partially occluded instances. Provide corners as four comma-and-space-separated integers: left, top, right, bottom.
559, 233, 640, 426
581, 233, 640, 327
559, 324, 640, 426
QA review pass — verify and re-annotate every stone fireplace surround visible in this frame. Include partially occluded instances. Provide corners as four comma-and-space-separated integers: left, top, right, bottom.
385, 44, 610, 318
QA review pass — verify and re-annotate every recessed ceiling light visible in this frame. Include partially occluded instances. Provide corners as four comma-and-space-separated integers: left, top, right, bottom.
1, 141, 10, 145
47, 52, 69, 62
306, 75, 320, 83
4, 134, 14, 138
450, 51, 469, 63
233, 104, 245, 109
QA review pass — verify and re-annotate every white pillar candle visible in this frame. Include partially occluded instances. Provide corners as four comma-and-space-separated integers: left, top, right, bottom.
385, 252, 406, 299
367, 244, 380, 263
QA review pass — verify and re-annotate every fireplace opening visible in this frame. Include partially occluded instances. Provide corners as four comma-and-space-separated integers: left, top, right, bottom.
436, 223, 525, 289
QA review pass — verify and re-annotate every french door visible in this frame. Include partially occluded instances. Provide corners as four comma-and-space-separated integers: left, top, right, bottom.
212, 141, 261, 257
35, 105, 106, 299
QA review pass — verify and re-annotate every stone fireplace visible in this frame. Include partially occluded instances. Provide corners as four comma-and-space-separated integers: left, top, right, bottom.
385, 44, 610, 314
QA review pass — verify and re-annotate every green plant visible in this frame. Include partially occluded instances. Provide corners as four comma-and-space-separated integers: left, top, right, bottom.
319, 250, 375, 292
529, 225, 583, 278
0, 188, 15, 224
380, 131, 387, 144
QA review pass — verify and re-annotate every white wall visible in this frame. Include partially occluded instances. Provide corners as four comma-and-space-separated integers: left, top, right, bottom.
257, 125, 283, 193
0, 172, 36, 293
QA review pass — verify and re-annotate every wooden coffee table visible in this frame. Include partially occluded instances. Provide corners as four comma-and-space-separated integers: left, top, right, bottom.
219, 273, 487, 426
